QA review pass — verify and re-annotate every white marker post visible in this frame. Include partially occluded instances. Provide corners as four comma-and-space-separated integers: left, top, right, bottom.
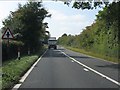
28, 48, 30, 55
18, 47, 20, 60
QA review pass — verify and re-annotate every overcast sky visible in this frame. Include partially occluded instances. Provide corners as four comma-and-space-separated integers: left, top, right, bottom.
0, 1, 102, 38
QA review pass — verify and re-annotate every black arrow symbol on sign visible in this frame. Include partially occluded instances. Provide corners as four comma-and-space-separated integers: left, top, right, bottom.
6, 32, 10, 38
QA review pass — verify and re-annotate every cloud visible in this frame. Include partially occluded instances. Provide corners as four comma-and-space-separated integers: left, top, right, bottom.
44, 9, 93, 38
49, 9, 88, 24
43, 1, 99, 38
0, 1, 27, 28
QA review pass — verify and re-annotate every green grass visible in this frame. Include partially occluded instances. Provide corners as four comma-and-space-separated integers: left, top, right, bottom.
2, 47, 46, 89
0, 68, 2, 90
2, 55, 38, 89
65, 46, 119, 63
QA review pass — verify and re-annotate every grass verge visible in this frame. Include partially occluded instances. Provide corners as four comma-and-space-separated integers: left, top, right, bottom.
0, 68, 2, 90
1, 47, 46, 89
65, 46, 119, 63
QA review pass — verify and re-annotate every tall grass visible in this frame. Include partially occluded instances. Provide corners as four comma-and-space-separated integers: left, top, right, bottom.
66, 46, 119, 63
2, 47, 46, 89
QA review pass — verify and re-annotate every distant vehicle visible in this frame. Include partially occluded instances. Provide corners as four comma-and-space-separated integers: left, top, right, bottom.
48, 37, 57, 49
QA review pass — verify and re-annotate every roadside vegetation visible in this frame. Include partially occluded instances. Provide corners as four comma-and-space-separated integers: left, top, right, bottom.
1, 1, 50, 89
0, 68, 2, 90
2, 2, 50, 62
2, 47, 46, 89
66, 46, 119, 63
58, 2, 120, 63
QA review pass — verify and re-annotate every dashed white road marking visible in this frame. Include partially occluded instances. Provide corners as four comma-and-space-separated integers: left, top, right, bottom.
83, 68, 89, 72
12, 50, 48, 90
60, 51, 120, 86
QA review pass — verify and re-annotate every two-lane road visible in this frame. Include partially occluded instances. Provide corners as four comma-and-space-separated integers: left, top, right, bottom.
18, 46, 119, 89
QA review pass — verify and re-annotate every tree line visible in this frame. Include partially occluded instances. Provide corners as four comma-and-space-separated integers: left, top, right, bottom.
58, 2, 120, 61
2, 2, 50, 61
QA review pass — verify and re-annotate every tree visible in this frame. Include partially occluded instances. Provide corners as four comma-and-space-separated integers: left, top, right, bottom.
2, 2, 50, 52
62, 33, 67, 37
58, 2, 120, 61
52, 0, 120, 11
53, 0, 113, 9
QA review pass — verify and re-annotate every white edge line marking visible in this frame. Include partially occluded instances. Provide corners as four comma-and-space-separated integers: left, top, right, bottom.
12, 49, 48, 90
60, 51, 120, 86
12, 84, 21, 90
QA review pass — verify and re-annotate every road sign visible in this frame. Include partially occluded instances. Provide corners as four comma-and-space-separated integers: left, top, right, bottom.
2, 28, 14, 39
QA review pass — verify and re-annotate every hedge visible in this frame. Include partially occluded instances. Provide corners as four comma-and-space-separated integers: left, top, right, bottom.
2, 40, 24, 62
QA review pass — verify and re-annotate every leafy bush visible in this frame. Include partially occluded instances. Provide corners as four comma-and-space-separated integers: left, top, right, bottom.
2, 40, 24, 61
58, 2, 119, 62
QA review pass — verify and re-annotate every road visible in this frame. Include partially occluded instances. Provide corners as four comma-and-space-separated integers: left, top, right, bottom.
18, 46, 120, 89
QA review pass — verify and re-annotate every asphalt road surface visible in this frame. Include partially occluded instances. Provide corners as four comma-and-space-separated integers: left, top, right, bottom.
18, 46, 120, 89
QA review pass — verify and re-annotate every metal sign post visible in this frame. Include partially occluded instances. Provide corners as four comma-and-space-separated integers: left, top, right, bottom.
7, 38, 9, 59
6, 32, 10, 47
2, 28, 14, 59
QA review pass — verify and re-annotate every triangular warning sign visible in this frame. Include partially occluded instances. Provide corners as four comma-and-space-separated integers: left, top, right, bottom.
2, 28, 14, 39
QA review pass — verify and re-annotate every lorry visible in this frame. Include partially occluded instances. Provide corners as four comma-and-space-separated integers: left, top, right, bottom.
48, 37, 57, 49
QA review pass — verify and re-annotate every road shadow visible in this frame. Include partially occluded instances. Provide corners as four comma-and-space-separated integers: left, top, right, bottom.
43, 49, 66, 58
57, 48, 65, 50
43, 49, 92, 59
69, 55, 91, 59
96, 64, 120, 70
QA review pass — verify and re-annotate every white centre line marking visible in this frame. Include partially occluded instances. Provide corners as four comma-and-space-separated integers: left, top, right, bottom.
60, 51, 120, 86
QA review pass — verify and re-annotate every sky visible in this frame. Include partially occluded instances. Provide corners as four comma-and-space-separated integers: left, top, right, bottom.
0, 0, 102, 39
